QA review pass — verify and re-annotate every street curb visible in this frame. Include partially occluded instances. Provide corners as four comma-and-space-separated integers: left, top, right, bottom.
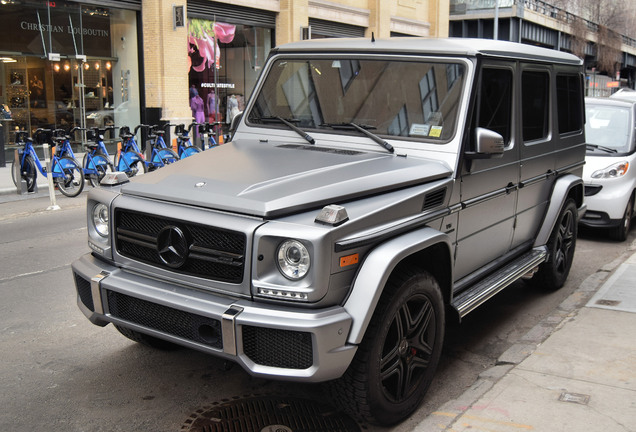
413, 240, 636, 431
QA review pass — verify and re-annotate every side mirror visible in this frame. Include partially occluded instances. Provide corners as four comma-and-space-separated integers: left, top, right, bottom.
228, 111, 243, 141
466, 127, 505, 159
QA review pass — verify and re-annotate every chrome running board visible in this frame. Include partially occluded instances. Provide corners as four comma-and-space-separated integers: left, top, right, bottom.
452, 247, 548, 318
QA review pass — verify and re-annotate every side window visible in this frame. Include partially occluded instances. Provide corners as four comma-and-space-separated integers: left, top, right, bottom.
477, 68, 512, 144
522, 71, 550, 141
556, 74, 583, 134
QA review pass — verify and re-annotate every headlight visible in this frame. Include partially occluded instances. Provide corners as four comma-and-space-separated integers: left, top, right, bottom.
92, 203, 109, 237
277, 239, 310, 280
591, 161, 629, 179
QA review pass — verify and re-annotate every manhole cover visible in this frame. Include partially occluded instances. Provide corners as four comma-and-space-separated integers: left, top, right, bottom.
182, 395, 362, 432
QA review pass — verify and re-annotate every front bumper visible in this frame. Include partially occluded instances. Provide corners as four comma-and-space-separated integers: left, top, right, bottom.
72, 253, 356, 382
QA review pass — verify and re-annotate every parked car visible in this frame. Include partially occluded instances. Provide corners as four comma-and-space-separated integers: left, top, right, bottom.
580, 97, 636, 241
72, 38, 586, 426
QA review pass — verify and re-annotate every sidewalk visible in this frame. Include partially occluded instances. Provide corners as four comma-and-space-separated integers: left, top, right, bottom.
415, 248, 636, 431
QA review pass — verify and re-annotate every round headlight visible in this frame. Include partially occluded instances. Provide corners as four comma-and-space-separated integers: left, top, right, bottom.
277, 240, 310, 280
92, 203, 109, 237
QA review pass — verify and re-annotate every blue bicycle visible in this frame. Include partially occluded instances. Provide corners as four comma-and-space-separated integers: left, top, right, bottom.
116, 125, 148, 177
142, 124, 180, 171
11, 128, 85, 197
83, 126, 115, 187
52, 127, 83, 166
172, 123, 201, 158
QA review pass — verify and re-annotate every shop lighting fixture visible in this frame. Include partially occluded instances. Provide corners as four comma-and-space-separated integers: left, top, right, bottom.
64, 63, 70, 71
105, 62, 111, 70
95, 62, 100, 70
53, 64, 60, 72
0, 57, 17, 63
84, 63, 90, 70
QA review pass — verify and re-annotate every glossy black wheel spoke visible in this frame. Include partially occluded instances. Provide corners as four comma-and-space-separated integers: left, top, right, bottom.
380, 295, 436, 402
555, 210, 574, 272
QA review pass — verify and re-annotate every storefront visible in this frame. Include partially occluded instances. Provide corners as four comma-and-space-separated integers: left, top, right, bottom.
187, 1, 275, 136
0, 0, 140, 161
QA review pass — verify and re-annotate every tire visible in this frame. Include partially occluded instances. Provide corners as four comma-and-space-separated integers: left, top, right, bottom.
13, 155, 37, 192
609, 196, 633, 242
54, 156, 85, 197
113, 324, 179, 350
533, 199, 577, 290
84, 153, 114, 187
329, 269, 445, 426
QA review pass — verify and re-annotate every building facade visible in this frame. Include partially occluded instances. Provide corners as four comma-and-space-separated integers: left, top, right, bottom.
0, 0, 448, 162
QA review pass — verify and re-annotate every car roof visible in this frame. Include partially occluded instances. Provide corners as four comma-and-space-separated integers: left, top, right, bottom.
272, 37, 583, 66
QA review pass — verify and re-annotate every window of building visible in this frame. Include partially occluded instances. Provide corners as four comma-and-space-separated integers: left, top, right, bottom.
188, 18, 273, 132
0, 1, 140, 155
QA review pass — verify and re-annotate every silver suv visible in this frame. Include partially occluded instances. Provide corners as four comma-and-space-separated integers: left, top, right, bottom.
72, 38, 586, 425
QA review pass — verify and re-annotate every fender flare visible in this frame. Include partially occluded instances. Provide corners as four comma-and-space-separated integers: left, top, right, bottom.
342, 227, 451, 345
534, 174, 585, 247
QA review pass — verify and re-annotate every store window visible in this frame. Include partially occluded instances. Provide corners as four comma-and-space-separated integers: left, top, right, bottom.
0, 0, 139, 154
187, 18, 273, 135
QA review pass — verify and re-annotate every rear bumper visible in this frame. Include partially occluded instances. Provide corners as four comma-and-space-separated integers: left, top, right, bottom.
71, 253, 356, 382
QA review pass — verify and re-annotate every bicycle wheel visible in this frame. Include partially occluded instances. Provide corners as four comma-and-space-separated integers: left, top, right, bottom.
54, 156, 85, 197
14, 156, 37, 192
84, 153, 113, 187
181, 145, 201, 158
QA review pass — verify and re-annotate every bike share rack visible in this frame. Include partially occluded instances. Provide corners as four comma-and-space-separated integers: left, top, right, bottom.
14, 148, 35, 195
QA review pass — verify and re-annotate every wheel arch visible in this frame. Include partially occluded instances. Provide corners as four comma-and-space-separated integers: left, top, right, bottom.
342, 227, 452, 345
534, 174, 585, 247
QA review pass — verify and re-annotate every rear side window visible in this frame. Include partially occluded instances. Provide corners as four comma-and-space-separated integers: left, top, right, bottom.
477, 68, 512, 145
522, 71, 550, 142
556, 74, 583, 134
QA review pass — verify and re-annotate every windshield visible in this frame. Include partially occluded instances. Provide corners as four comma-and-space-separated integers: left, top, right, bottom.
585, 104, 633, 153
247, 57, 466, 143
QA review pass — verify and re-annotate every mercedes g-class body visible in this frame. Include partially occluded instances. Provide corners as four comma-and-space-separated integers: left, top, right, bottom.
580, 97, 636, 241
72, 38, 586, 425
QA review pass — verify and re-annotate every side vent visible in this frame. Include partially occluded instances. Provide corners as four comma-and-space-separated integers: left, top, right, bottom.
422, 188, 446, 211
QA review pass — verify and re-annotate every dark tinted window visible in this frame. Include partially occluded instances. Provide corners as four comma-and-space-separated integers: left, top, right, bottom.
477, 68, 512, 144
522, 71, 550, 141
557, 74, 583, 134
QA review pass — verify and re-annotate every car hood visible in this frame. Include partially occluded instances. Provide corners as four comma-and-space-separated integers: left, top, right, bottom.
121, 140, 452, 218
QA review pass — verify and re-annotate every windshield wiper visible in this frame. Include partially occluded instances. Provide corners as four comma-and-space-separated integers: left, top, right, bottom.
321, 123, 394, 154
586, 143, 617, 154
259, 116, 315, 144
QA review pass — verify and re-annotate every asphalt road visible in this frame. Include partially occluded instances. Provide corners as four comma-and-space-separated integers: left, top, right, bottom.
0, 193, 632, 432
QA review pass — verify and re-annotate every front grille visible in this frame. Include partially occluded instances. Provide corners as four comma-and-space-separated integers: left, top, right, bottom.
243, 325, 313, 369
107, 290, 223, 349
74, 273, 94, 311
115, 209, 246, 283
